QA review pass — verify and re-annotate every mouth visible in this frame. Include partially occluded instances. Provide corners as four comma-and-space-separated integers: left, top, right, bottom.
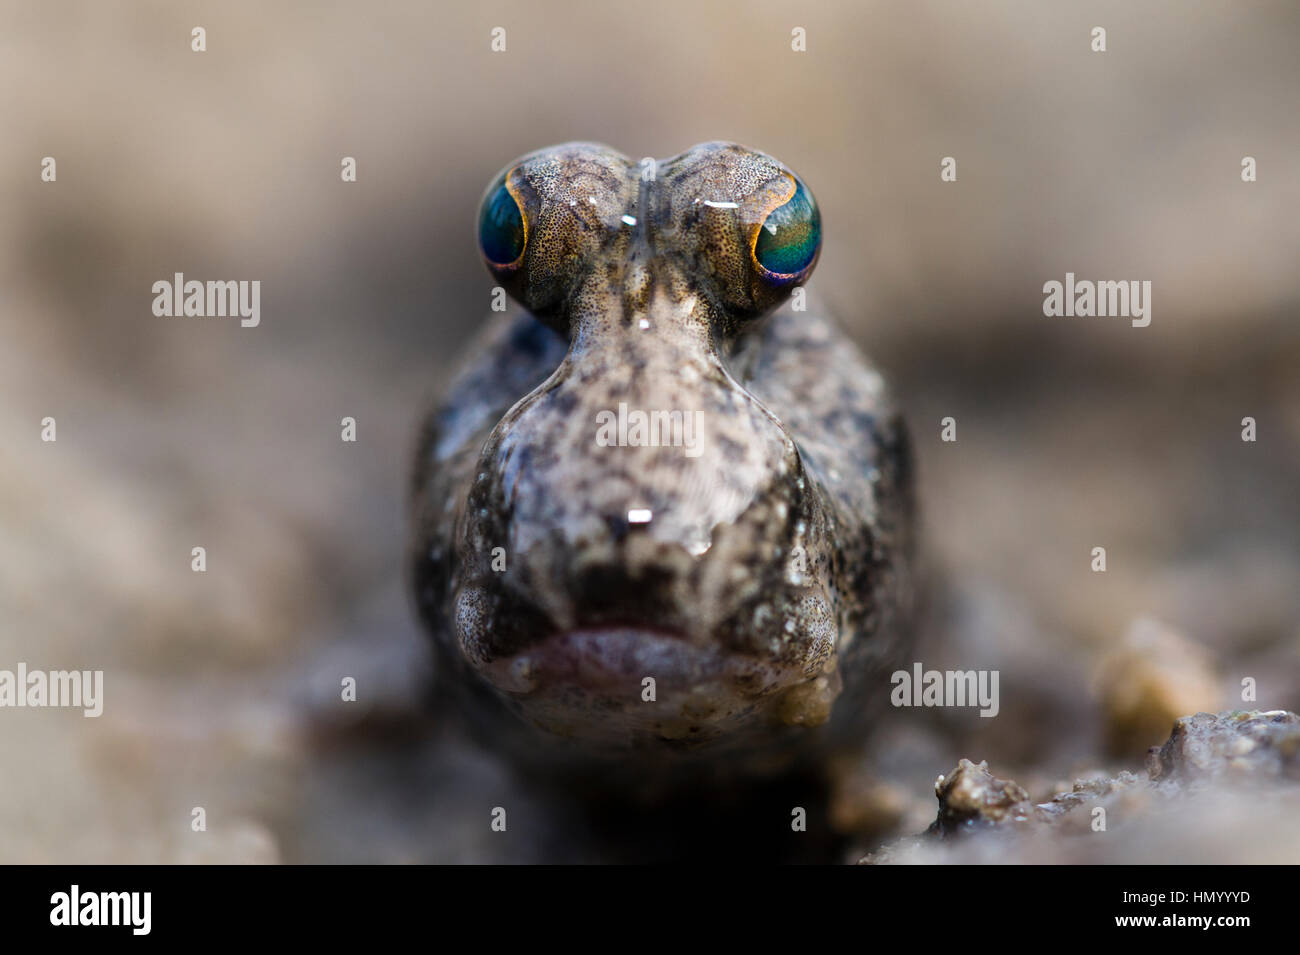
457, 615, 840, 745
481, 626, 754, 694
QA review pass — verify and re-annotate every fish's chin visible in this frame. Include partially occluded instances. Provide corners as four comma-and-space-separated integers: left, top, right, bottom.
461, 624, 842, 750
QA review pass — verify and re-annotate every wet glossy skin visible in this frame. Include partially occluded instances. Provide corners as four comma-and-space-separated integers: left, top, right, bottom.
410, 142, 914, 779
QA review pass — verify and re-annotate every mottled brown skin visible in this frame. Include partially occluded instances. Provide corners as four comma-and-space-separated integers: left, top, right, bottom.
410, 143, 914, 787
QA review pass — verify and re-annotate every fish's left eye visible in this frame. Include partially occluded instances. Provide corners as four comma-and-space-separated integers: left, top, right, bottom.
753, 177, 821, 281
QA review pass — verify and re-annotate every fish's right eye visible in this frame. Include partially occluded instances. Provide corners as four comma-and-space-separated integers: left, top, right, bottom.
478, 171, 526, 270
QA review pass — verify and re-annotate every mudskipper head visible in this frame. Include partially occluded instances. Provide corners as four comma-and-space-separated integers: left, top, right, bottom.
434, 142, 846, 759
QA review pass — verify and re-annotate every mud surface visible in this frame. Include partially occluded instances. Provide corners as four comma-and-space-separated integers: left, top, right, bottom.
864, 711, 1300, 864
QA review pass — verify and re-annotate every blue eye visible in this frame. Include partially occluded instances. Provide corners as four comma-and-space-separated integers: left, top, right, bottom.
753, 178, 821, 279
479, 175, 526, 267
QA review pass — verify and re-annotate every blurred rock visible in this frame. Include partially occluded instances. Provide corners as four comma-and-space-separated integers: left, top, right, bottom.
1147, 709, 1300, 784
1094, 617, 1222, 759
929, 758, 1032, 836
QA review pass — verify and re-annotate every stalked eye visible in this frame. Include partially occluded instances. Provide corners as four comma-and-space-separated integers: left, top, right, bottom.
478, 174, 526, 268
753, 177, 821, 280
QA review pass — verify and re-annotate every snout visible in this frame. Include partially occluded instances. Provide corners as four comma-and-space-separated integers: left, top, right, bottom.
448, 356, 843, 742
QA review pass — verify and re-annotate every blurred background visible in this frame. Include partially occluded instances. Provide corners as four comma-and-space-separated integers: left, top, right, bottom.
0, 0, 1297, 862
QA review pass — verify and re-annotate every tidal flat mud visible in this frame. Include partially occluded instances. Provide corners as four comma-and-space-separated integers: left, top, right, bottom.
862, 710, 1300, 864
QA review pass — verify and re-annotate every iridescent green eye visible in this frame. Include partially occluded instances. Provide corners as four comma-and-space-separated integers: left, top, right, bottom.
753, 178, 821, 279
478, 175, 526, 268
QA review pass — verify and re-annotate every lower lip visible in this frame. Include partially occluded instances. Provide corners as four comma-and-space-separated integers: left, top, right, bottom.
475, 626, 820, 746
482, 627, 724, 695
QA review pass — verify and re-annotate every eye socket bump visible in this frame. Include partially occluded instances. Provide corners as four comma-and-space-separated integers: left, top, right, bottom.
476, 150, 819, 323
478, 172, 526, 269
752, 176, 821, 282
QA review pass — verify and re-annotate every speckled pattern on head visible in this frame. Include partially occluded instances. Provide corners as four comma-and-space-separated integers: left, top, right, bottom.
411, 142, 914, 781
